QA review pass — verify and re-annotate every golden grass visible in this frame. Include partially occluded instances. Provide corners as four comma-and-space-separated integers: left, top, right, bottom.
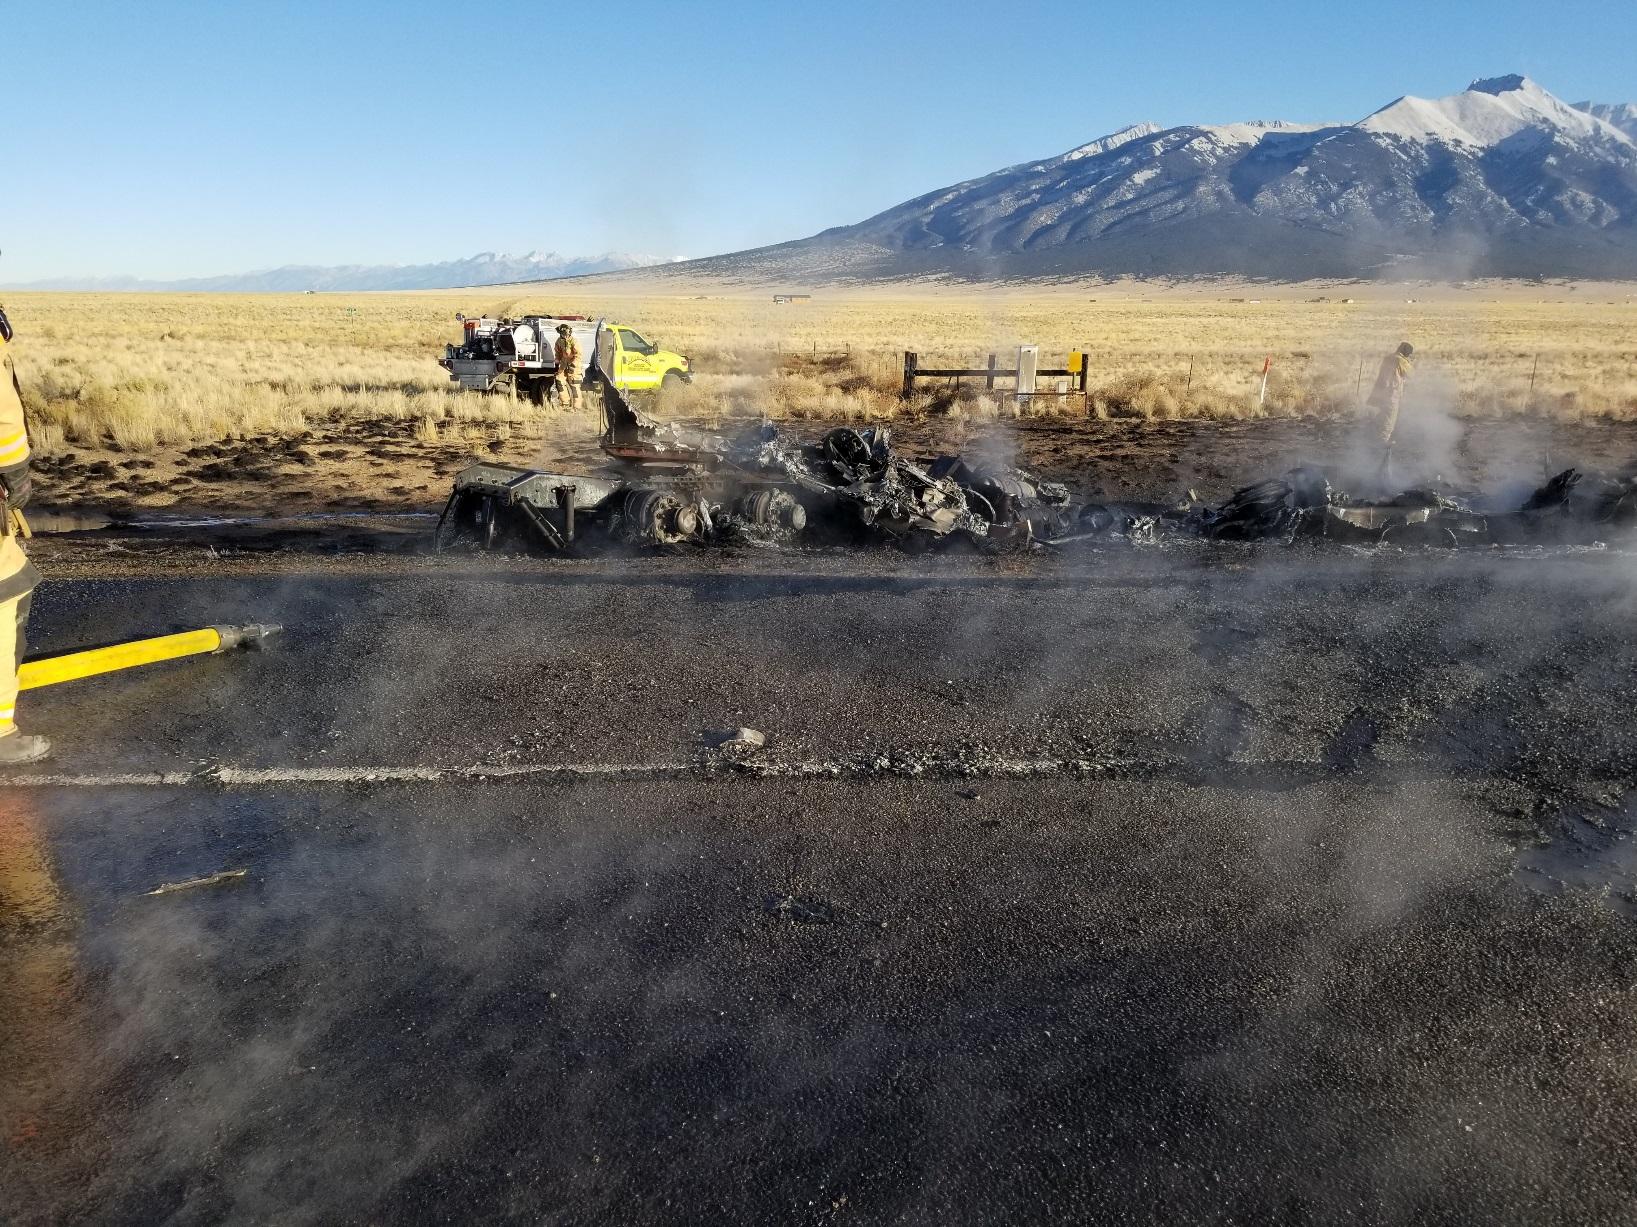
3, 287, 1634, 454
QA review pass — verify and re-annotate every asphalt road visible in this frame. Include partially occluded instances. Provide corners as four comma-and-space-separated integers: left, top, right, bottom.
4, 539, 1637, 1224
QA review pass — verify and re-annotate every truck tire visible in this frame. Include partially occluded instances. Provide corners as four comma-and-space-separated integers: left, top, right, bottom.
657, 370, 685, 408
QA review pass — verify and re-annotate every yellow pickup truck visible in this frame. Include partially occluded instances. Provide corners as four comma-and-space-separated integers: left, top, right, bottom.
601, 323, 692, 395
441, 315, 692, 404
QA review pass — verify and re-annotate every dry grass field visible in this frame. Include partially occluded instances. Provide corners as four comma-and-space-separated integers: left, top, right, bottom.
0, 284, 1632, 511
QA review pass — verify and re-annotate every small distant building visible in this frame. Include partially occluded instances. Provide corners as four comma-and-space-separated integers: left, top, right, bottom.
772, 293, 812, 304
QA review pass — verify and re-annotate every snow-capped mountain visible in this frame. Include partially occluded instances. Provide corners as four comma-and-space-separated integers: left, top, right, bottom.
7, 251, 662, 292
680, 76, 1637, 282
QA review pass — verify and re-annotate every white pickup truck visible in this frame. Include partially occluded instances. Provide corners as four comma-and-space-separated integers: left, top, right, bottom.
439, 315, 692, 405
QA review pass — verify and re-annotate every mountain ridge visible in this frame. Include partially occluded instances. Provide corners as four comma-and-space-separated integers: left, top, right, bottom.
5, 250, 665, 293
1575, 100, 1637, 141
650, 76, 1637, 284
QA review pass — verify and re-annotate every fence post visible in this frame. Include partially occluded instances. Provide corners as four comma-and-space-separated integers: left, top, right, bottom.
985, 353, 997, 392
902, 351, 918, 400
1527, 354, 1539, 410
1078, 347, 1090, 394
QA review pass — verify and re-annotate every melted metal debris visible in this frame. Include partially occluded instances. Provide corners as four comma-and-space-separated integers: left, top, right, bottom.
438, 401, 1637, 556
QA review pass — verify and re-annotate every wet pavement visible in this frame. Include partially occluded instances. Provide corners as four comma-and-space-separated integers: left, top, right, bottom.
5, 543, 1637, 1223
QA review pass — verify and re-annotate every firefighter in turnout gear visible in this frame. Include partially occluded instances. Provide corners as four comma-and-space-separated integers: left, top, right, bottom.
1367, 341, 1414, 487
553, 323, 582, 409
0, 304, 47, 764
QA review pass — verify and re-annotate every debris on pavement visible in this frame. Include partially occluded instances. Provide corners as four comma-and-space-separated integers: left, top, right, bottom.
764, 894, 842, 925
714, 727, 767, 753
1184, 465, 1637, 548
434, 390, 1637, 556
144, 868, 249, 897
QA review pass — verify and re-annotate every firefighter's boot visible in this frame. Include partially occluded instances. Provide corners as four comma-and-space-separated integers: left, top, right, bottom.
0, 732, 50, 766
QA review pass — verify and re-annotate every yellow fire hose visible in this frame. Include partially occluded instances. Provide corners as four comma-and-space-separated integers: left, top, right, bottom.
19, 624, 282, 692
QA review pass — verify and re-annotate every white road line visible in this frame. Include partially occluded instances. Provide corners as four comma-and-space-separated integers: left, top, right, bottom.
1, 756, 1169, 789
7, 772, 194, 787
0, 755, 1436, 789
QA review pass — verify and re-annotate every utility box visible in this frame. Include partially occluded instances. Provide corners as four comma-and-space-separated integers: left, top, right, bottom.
1016, 345, 1039, 396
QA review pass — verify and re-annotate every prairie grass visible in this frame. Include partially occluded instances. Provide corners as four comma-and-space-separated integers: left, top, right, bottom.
3, 287, 1634, 455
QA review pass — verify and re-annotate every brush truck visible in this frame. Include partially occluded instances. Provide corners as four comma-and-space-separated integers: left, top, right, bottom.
439, 315, 692, 405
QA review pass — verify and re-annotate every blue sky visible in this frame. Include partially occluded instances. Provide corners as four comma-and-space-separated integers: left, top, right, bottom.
4, 0, 1634, 281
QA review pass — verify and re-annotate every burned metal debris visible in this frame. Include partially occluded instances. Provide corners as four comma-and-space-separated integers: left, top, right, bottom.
435, 388, 1637, 555
435, 385, 1073, 553
1183, 465, 1637, 547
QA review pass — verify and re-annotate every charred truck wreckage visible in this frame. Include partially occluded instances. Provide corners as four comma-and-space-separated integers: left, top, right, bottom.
435, 385, 1073, 552
435, 386, 1637, 555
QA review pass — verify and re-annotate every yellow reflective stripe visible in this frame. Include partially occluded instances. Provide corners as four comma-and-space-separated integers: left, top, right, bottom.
0, 440, 28, 464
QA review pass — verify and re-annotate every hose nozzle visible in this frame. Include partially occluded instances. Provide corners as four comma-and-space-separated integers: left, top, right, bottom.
210, 624, 284, 652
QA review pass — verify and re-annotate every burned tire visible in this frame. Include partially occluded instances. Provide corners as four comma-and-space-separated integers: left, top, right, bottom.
958, 487, 1032, 549
474, 495, 508, 549
733, 489, 807, 534
618, 489, 701, 545
439, 493, 513, 552
963, 488, 998, 526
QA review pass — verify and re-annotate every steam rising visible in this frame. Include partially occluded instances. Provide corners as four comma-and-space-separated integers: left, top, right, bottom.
8, 375, 1637, 1221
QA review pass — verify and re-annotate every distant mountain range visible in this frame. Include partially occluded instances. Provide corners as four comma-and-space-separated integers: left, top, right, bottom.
6, 251, 662, 292
655, 76, 1637, 283
13, 78, 1637, 290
